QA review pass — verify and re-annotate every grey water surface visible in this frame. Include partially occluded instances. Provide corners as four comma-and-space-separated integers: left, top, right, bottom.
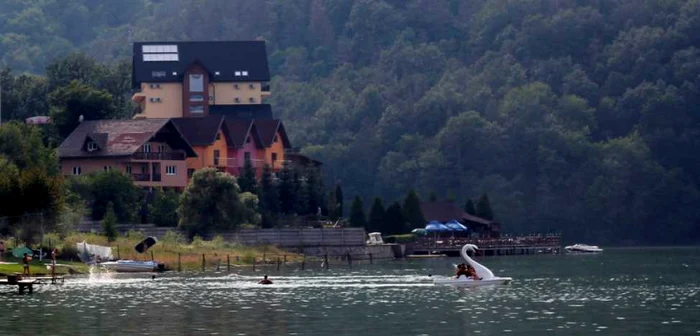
1, 247, 699, 335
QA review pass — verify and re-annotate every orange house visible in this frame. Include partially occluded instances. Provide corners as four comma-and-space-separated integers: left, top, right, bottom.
172, 115, 232, 180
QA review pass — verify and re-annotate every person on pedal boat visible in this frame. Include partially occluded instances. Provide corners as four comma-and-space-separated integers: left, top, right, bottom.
455, 263, 470, 279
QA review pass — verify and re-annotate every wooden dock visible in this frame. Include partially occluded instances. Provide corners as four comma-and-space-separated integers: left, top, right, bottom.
411, 235, 562, 257
0, 276, 64, 294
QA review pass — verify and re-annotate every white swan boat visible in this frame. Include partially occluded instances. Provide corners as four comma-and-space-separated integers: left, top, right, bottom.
564, 244, 603, 253
99, 260, 158, 272
432, 244, 513, 287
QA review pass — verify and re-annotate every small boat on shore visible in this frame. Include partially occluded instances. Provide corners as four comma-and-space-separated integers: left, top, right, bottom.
564, 244, 603, 254
99, 260, 158, 273
433, 244, 512, 287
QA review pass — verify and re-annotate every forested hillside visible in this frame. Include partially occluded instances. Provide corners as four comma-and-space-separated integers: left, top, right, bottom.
2, 0, 700, 244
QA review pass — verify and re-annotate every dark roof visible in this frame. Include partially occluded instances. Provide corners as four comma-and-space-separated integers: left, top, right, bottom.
419, 201, 494, 225
58, 119, 197, 158
286, 152, 322, 167
171, 115, 226, 146
132, 41, 270, 88
254, 119, 292, 148
223, 118, 255, 147
209, 104, 273, 120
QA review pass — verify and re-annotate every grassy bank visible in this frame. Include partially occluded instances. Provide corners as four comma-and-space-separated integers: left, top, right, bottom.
2, 231, 301, 273
0, 260, 89, 276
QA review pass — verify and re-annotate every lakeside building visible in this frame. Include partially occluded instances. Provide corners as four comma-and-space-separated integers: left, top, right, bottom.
58, 41, 319, 187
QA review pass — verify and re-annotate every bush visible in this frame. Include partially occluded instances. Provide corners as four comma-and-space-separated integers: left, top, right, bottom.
161, 230, 185, 245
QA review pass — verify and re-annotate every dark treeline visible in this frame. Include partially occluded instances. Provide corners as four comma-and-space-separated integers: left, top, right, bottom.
2, 0, 700, 244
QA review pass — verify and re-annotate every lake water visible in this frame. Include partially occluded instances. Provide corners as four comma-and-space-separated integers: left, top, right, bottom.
1, 247, 699, 335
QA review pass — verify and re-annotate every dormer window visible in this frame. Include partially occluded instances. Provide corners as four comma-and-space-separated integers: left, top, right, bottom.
216, 133, 221, 141
246, 136, 251, 144
87, 141, 98, 152
273, 135, 278, 143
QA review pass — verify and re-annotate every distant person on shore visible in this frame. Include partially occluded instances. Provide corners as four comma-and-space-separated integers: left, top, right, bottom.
259, 275, 273, 285
22, 253, 32, 277
51, 248, 57, 278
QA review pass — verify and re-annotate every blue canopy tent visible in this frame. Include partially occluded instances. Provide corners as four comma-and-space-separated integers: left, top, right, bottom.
445, 220, 468, 232
425, 221, 452, 233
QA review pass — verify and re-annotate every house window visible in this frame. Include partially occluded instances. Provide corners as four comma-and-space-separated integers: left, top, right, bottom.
189, 74, 204, 92
104, 166, 111, 172
187, 169, 195, 178
151, 72, 166, 78
272, 153, 278, 162
216, 133, 221, 141
157, 144, 165, 153
234, 84, 240, 89
214, 150, 220, 166
273, 135, 278, 143
249, 97, 255, 103
246, 136, 251, 144
190, 105, 204, 114
249, 83, 255, 89
242, 71, 249, 76
190, 94, 204, 102
126, 165, 132, 174
166, 166, 177, 175
244, 152, 251, 162
143, 143, 151, 152
72, 166, 81, 175
87, 141, 98, 152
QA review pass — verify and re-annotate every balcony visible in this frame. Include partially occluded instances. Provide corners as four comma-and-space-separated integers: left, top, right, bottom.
132, 152, 186, 161
132, 173, 151, 181
153, 174, 162, 182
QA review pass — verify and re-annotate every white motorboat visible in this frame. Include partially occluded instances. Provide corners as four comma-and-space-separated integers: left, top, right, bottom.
99, 260, 158, 272
564, 244, 603, 253
433, 244, 513, 287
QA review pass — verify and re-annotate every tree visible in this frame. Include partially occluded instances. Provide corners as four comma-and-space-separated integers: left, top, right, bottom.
402, 189, 426, 229
335, 183, 344, 218
475, 194, 494, 220
428, 191, 438, 202
367, 197, 386, 233
258, 165, 279, 228
277, 163, 295, 214
305, 166, 324, 216
348, 195, 367, 228
237, 158, 258, 194
102, 201, 118, 242
88, 170, 140, 223
178, 168, 253, 238
384, 201, 407, 235
465, 199, 476, 216
48, 80, 117, 140
327, 188, 338, 221
149, 188, 180, 227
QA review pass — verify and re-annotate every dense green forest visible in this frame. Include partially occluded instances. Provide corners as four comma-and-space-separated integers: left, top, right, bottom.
2, 0, 700, 244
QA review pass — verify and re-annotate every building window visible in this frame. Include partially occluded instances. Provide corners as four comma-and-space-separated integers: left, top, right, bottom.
242, 71, 249, 76
234, 84, 239, 89
143, 143, 151, 152
216, 133, 221, 141
87, 141, 98, 152
249, 97, 255, 103
273, 135, 278, 143
166, 166, 177, 175
272, 153, 278, 162
190, 94, 204, 102
151, 72, 166, 78
187, 169, 195, 178
249, 83, 255, 89
126, 165, 132, 174
72, 166, 81, 175
244, 152, 251, 162
104, 166, 111, 172
234, 97, 240, 103
189, 74, 204, 92
214, 150, 220, 166
190, 105, 204, 114
246, 136, 251, 144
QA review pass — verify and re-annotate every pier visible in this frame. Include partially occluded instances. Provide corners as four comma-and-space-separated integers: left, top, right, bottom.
410, 235, 562, 256
0, 275, 64, 294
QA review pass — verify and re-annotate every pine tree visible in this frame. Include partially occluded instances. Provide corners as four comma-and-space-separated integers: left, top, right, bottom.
277, 163, 295, 214
465, 199, 476, 216
327, 188, 338, 221
429, 191, 438, 202
293, 166, 308, 215
475, 193, 494, 220
259, 165, 279, 228
102, 201, 118, 242
348, 195, 367, 228
367, 197, 386, 233
237, 158, 258, 194
402, 189, 426, 229
305, 166, 323, 216
335, 183, 343, 218
385, 201, 407, 235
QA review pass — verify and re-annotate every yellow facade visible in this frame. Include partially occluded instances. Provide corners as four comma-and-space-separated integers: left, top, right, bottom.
211, 82, 266, 105
133, 83, 183, 119
185, 130, 228, 173
265, 130, 286, 168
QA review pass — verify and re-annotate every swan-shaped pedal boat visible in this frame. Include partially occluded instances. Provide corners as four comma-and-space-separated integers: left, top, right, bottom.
432, 244, 512, 287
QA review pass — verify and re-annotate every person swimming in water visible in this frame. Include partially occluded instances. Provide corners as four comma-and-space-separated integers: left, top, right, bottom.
258, 275, 273, 285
